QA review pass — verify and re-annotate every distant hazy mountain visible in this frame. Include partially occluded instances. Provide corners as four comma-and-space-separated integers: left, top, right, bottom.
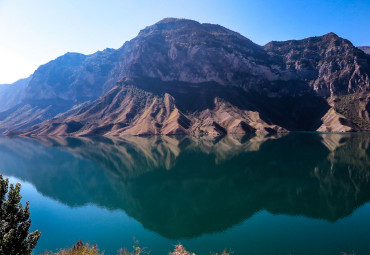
0, 76, 31, 112
0, 49, 124, 131
3, 18, 370, 136
359, 46, 370, 55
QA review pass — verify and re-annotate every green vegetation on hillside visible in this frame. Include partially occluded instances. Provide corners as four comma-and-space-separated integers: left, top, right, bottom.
332, 93, 370, 130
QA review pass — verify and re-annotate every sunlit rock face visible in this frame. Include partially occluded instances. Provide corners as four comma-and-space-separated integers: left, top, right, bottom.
2, 18, 370, 135
265, 33, 370, 96
1, 133, 370, 239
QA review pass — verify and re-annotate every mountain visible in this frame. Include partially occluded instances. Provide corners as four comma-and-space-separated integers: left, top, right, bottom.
0, 49, 125, 131
0, 76, 31, 112
359, 46, 370, 55
3, 18, 370, 136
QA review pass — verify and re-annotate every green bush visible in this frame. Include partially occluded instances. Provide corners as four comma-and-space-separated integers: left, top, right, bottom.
0, 174, 41, 255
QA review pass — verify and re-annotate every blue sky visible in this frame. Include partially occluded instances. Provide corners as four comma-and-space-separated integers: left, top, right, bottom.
0, 0, 369, 84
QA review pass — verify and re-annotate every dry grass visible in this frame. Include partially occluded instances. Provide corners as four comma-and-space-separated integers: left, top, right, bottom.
169, 244, 195, 255
117, 240, 150, 255
212, 251, 233, 255
169, 244, 233, 255
41, 241, 101, 255
41, 241, 233, 255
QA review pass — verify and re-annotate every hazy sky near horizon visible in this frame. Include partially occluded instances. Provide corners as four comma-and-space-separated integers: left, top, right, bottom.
0, 0, 369, 84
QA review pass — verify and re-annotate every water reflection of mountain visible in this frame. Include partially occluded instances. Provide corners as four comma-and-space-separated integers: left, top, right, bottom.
0, 133, 369, 239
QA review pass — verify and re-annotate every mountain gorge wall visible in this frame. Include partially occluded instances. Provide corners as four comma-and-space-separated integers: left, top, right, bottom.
2, 18, 370, 136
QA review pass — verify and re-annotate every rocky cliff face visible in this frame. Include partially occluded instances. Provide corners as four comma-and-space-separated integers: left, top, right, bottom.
3, 18, 370, 136
265, 34, 370, 96
120, 19, 370, 97
118, 18, 274, 89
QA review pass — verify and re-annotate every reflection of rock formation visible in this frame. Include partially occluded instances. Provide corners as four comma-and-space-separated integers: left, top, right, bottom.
319, 133, 350, 151
0, 134, 370, 239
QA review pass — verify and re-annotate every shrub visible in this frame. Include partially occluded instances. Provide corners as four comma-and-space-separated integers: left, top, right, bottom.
44, 242, 233, 255
117, 240, 149, 255
169, 244, 232, 255
0, 173, 41, 255
169, 244, 194, 255
42, 240, 101, 255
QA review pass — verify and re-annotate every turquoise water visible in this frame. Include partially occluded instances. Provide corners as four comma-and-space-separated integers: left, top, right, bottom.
0, 133, 370, 255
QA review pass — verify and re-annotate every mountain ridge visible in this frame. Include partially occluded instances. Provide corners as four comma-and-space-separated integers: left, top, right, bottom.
2, 18, 370, 136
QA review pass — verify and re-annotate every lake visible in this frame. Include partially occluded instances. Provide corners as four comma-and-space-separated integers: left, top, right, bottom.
0, 133, 370, 255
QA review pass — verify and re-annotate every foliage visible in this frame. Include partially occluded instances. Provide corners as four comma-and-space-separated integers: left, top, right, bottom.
42, 240, 151, 255
169, 244, 233, 255
0, 173, 41, 255
169, 244, 195, 255
333, 93, 370, 130
117, 240, 150, 255
43, 241, 233, 255
42, 241, 101, 255
211, 250, 233, 255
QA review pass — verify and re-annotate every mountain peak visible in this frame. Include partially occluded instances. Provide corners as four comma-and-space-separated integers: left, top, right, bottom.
155, 17, 199, 25
136, 17, 253, 47
138, 18, 202, 36
323, 32, 339, 38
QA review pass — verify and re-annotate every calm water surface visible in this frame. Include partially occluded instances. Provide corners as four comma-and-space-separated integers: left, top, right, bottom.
0, 133, 370, 255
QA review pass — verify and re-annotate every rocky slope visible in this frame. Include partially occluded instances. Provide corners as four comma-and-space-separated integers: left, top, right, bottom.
3, 18, 370, 135
265, 34, 370, 96
22, 79, 285, 136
